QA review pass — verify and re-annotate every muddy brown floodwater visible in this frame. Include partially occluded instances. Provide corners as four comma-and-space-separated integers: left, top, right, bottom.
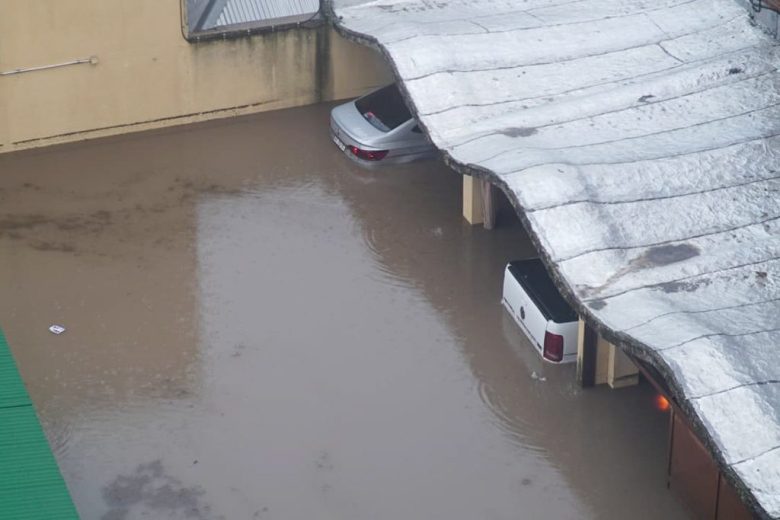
0, 104, 688, 520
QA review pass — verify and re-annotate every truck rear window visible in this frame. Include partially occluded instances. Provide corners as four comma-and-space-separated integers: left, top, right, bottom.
508, 259, 577, 323
355, 84, 412, 132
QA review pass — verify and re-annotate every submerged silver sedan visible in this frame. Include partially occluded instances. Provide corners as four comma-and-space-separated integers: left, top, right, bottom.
330, 84, 438, 166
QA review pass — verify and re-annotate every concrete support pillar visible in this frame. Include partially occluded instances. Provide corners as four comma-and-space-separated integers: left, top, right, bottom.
577, 319, 598, 387
463, 175, 484, 225
577, 319, 608, 387
577, 318, 638, 389
481, 179, 497, 230
463, 175, 497, 228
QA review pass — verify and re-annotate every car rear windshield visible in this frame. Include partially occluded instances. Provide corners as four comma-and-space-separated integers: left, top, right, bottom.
508, 259, 578, 323
355, 84, 412, 132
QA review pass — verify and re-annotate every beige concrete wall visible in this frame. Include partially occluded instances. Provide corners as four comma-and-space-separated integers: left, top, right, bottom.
606, 342, 639, 389
0, 1, 392, 154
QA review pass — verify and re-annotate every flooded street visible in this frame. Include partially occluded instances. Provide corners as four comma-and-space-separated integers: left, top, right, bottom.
0, 104, 687, 519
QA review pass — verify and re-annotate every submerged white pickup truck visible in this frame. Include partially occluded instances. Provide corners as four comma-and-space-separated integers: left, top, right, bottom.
502, 259, 578, 364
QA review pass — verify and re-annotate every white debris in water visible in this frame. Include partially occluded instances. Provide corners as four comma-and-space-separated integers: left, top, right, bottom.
49, 324, 66, 335
330, 0, 780, 516
531, 371, 547, 382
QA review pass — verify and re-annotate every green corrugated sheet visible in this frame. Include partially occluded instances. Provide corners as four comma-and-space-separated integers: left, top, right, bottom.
0, 344, 31, 409
0, 330, 79, 519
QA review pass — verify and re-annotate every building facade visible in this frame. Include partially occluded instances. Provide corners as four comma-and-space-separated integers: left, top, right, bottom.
0, 0, 391, 154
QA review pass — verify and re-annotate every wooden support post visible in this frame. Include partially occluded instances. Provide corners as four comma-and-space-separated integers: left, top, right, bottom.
481, 178, 496, 230
462, 175, 484, 225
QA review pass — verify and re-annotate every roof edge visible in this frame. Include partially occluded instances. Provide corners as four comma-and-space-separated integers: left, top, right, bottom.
321, 1, 771, 517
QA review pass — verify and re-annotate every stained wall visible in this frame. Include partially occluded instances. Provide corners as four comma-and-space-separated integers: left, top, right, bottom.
0, 1, 391, 153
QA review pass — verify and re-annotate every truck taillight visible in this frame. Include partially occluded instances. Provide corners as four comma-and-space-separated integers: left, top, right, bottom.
543, 332, 564, 362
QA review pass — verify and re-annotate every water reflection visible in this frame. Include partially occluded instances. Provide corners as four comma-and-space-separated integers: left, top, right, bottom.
326, 140, 685, 520
0, 103, 686, 520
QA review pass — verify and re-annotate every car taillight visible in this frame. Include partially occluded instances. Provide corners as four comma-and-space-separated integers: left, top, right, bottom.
349, 146, 389, 161
543, 332, 564, 362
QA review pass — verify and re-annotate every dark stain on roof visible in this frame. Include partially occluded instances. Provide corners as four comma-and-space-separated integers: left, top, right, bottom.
639, 243, 700, 267
657, 278, 711, 294
499, 127, 537, 138
589, 299, 607, 310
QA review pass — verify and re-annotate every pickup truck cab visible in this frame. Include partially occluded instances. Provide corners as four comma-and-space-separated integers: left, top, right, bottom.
501, 259, 578, 364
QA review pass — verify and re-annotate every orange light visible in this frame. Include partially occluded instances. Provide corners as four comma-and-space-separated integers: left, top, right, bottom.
654, 394, 671, 412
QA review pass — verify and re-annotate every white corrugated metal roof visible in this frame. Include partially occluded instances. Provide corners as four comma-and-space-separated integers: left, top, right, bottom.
216, 0, 319, 27
328, 0, 780, 517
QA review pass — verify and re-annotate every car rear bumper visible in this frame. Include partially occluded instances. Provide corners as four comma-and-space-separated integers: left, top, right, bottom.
330, 102, 438, 167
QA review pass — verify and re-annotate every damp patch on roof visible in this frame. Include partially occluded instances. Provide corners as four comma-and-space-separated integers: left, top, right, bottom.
326, 0, 780, 517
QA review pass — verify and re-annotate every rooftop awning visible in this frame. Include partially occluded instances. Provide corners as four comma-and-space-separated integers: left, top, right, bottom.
327, 0, 780, 517
188, 0, 319, 32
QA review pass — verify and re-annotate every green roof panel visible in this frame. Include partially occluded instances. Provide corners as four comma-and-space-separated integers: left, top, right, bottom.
0, 330, 79, 519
